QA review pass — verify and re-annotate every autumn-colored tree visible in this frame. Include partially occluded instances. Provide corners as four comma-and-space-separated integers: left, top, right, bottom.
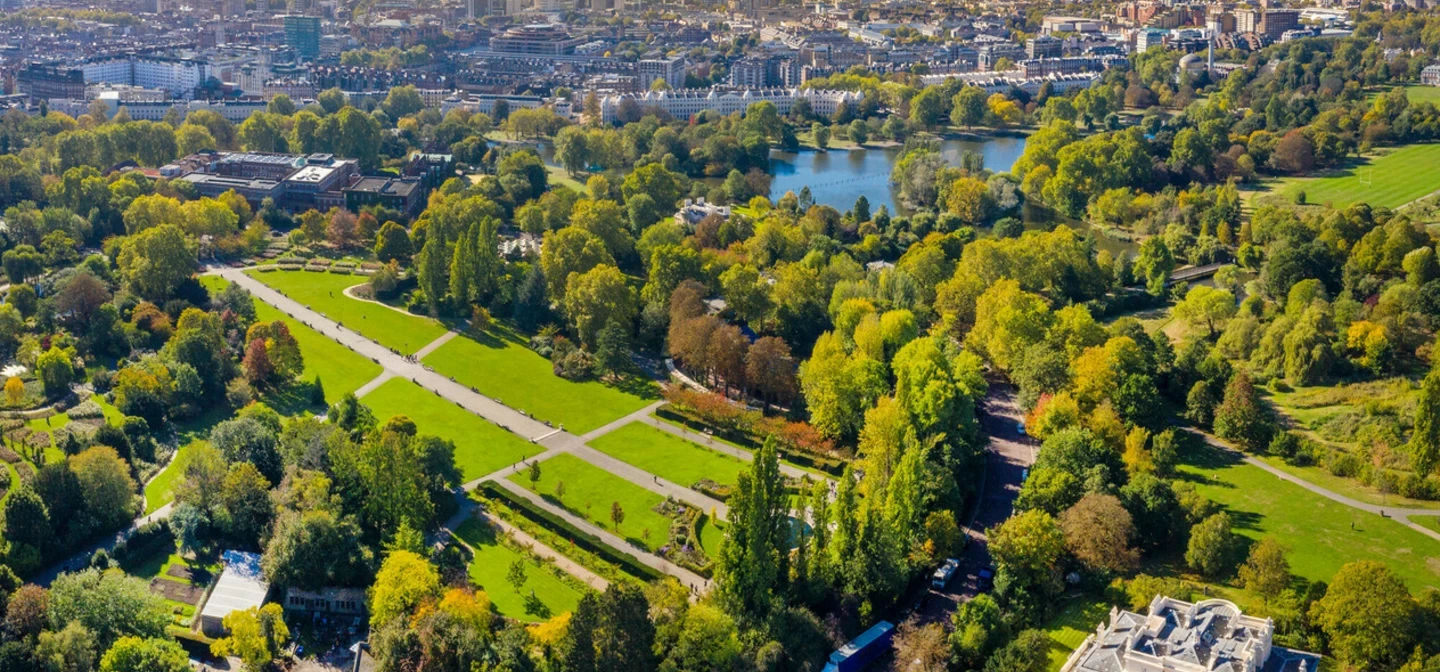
1058, 493, 1139, 574
1237, 537, 1290, 602
1213, 371, 1274, 451
242, 338, 273, 388
746, 336, 798, 409
3, 377, 22, 406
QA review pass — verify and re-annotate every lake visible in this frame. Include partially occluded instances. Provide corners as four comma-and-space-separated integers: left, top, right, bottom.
767, 134, 1030, 215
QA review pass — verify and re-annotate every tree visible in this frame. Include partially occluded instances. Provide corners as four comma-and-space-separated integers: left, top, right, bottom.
541, 227, 614, 301
1185, 512, 1242, 578
1058, 493, 1139, 574
1410, 366, 1440, 476
564, 265, 637, 349
36, 621, 97, 672
952, 86, 988, 127
4, 377, 22, 406
983, 630, 1051, 672
746, 336, 797, 408
99, 637, 189, 672
242, 338, 272, 388
1174, 285, 1237, 338
848, 119, 869, 145
1133, 237, 1174, 295
116, 224, 196, 302
593, 320, 630, 379
35, 347, 73, 397
987, 509, 1064, 619
374, 221, 413, 263
968, 279, 1052, 371
946, 176, 994, 225
382, 85, 424, 118
70, 446, 139, 530
1237, 537, 1291, 602
1310, 561, 1417, 671
1, 245, 41, 283
812, 122, 830, 150
528, 460, 542, 490
910, 87, 946, 129
610, 501, 625, 530
1213, 372, 1274, 451
49, 569, 169, 650
892, 620, 948, 672
370, 550, 441, 627
210, 603, 290, 672
506, 559, 528, 592
713, 439, 790, 624
3, 485, 50, 570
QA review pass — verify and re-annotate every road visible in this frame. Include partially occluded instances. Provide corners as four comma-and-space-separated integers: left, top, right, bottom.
917, 383, 1035, 625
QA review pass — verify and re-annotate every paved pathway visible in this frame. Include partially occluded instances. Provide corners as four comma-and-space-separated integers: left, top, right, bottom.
353, 370, 394, 398
33, 503, 173, 587
567, 442, 729, 518
1187, 429, 1440, 542
439, 498, 609, 592
214, 267, 575, 446
414, 331, 459, 359
642, 414, 829, 483
489, 477, 710, 591
579, 401, 665, 441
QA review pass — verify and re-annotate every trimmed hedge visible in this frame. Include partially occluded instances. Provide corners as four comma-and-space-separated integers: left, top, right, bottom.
112, 519, 174, 565
478, 481, 665, 583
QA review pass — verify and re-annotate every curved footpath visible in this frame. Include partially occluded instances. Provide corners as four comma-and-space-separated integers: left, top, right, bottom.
1186, 429, 1440, 542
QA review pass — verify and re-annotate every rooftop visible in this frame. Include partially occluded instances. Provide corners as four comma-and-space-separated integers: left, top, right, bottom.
199, 550, 269, 625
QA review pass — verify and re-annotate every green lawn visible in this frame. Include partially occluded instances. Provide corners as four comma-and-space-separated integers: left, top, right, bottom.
422, 328, 656, 434
1259, 142, 1440, 209
506, 452, 674, 551
245, 270, 449, 354
1416, 515, 1440, 535
453, 517, 586, 621
361, 377, 540, 481
1042, 596, 1111, 670
144, 440, 204, 514
588, 422, 747, 488
204, 276, 384, 406
697, 514, 726, 556
1178, 443, 1440, 592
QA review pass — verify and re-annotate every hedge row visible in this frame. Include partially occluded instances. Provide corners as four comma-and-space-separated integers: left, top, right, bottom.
477, 481, 664, 583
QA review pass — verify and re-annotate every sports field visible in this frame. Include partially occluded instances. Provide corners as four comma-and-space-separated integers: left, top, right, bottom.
1178, 442, 1440, 592
453, 517, 585, 621
588, 422, 748, 488
1261, 142, 1440, 210
245, 270, 449, 353
422, 328, 656, 434
507, 453, 674, 551
362, 377, 541, 480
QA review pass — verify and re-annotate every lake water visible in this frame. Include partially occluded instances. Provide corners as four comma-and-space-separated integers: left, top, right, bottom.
767, 134, 1030, 215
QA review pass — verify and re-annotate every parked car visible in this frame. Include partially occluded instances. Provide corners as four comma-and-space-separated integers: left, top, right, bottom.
977, 568, 995, 592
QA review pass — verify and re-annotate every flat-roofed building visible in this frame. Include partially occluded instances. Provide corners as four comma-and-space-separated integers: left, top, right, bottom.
343, 176, 426, 216
198, 551, 270, 637
489, 24, 587, 55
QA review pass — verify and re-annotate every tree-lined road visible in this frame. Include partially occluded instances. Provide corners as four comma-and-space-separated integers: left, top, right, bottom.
919, 384, 1035, 624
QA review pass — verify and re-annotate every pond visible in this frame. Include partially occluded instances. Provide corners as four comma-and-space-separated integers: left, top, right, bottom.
767, 134, 1030, 215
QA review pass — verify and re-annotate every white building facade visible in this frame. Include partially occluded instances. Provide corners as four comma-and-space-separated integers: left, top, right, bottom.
598, 87, 863, 123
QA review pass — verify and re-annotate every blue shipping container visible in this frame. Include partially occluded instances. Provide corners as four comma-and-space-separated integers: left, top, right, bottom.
822, 621, 896, 672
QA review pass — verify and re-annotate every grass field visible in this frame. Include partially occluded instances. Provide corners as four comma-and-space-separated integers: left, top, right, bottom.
1178, 443, 1440, 592
507, 452, 674, 552
144, 440, 206, 514
453, 517, 585, 621
245, 270, 449, 354
697, 514, 726, 556
204, 276, 383, 405
1256, 142, 1440, 210
361, 377, 541, 481
587, 422, 748, 488
1042, 597, 1111, 670
422, 328, 656, 434
1416, 516, 1440, 535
